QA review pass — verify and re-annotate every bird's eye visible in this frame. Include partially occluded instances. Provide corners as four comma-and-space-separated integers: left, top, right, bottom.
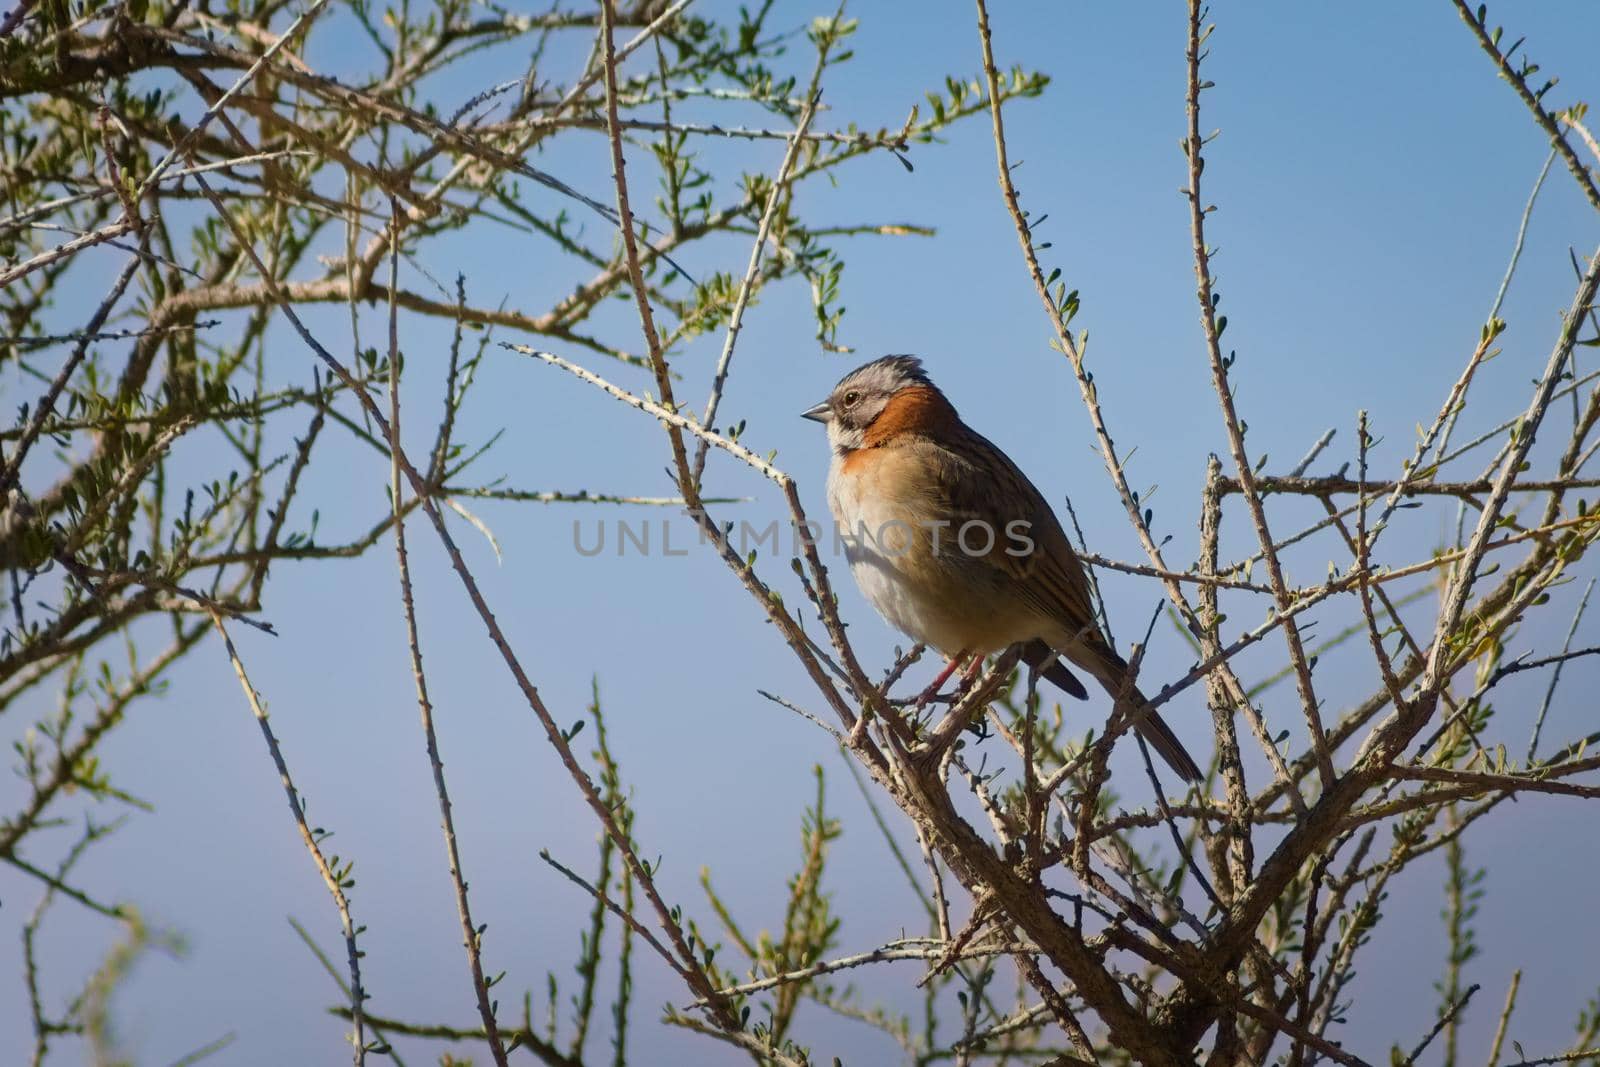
843, 390, 860, 407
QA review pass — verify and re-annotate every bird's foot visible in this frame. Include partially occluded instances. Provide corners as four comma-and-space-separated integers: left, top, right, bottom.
953, 654, 986, 700
911, 651, 969, 714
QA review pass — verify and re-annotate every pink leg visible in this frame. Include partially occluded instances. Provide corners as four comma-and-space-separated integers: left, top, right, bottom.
913, 651, 969, 711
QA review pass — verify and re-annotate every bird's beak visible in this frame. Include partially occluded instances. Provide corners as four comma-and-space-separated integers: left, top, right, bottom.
800, 400, 831, 423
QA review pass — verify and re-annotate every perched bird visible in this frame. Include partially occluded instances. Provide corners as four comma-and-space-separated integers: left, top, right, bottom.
802, 355, 1202, 782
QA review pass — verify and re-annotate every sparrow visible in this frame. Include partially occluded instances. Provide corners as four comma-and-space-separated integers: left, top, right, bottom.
802, 355, 1202, 782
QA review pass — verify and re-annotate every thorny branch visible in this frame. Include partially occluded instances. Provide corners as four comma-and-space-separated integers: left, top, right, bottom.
5, 1, 1600, 1065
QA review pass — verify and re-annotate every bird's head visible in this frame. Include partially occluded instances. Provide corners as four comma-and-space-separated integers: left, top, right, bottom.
801, 355, 950, 454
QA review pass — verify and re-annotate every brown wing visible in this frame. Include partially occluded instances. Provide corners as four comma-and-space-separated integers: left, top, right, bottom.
922, 427, 1205, 781
921, 424, 1104, 646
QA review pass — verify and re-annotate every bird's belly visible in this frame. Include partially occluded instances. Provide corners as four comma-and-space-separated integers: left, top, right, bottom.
847, 547, 952, 646
829, 460, 1034, 655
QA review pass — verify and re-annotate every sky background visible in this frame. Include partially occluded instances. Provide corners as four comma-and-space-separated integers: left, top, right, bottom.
5, 1, 1600, 1063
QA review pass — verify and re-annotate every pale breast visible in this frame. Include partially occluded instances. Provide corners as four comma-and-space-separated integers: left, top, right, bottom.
826, 447, 1038, 656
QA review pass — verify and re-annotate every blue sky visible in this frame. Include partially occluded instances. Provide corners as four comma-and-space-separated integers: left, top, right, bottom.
5, 1, 1600, 1063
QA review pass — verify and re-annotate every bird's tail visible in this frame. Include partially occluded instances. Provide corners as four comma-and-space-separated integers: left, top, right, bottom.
1030, 638, 1204, 783
1122, 688, 1204, 783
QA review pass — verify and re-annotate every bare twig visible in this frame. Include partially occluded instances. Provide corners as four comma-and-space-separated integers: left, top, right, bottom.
383, 206, 508, 1065
208, 611, 367, 1064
